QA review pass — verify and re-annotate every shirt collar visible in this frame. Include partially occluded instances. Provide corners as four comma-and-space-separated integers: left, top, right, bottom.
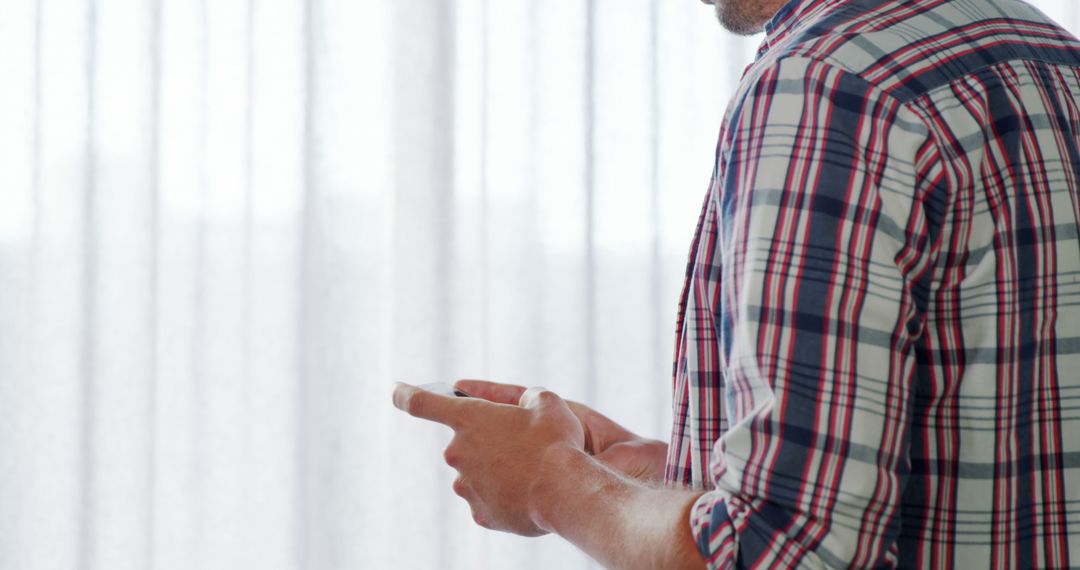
759, 0, 849, 56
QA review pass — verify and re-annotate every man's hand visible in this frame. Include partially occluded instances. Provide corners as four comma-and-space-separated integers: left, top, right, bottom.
455, 379, 669, 483
391, 382, 585, 536
393, 380, 706, 569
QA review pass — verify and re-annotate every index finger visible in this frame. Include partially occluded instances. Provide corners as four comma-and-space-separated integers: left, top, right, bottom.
392, 382, 471, 428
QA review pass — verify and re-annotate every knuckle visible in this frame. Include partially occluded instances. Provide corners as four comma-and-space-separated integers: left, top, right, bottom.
443, 445, 460, 467
471, 509, 490, 529
451, 477, 468, 497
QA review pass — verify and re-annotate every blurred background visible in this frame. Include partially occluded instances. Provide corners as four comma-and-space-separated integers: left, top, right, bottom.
0, 0, 1076, 569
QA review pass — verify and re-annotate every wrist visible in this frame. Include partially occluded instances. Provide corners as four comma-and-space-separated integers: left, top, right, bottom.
529, 445, 597, 534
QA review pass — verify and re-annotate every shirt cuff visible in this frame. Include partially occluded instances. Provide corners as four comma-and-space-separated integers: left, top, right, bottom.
689, 490, 736, 569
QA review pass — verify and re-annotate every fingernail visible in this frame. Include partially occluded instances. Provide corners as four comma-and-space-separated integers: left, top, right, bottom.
391, 382, 410, 410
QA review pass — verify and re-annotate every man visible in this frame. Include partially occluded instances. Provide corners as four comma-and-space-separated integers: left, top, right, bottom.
394, 0, 1080, 567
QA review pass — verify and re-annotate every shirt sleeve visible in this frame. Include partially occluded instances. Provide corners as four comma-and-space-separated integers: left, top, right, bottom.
690, 56, 944, 568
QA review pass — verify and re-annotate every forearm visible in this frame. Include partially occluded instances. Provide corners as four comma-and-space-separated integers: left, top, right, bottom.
532, 448, 706, 570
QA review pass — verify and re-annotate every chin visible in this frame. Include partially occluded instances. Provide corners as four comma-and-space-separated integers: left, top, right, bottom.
713, 0, 767, 36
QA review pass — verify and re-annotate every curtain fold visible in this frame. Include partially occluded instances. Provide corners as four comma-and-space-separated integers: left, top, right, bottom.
1, 0, 1076, 568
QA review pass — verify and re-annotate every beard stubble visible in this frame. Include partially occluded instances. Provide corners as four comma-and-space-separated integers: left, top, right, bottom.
714, 0, 779, 35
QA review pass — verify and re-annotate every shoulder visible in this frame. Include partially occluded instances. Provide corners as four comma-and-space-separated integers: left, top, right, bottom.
768, 0, 1080, 103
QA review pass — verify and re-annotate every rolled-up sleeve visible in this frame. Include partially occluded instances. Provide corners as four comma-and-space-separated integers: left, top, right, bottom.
689, 55, 943, 569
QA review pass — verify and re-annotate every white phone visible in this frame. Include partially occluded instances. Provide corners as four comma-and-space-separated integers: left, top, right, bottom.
417, 382, 472, 397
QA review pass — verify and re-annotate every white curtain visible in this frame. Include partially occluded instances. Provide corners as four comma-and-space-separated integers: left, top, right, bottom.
0, 1, 1076, 569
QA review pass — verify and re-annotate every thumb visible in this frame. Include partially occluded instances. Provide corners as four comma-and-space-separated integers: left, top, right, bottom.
565, 401, 635, 453
518, 386, 560, 409
453, 379, 527, 404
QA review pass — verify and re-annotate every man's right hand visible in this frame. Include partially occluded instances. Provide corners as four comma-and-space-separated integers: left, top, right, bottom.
453, 379, 669, 483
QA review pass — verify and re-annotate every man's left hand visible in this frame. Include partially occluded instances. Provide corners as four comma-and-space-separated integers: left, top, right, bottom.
391, 382, 586, 536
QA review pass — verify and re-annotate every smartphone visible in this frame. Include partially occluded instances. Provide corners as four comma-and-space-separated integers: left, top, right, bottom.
417, 382, 472, 398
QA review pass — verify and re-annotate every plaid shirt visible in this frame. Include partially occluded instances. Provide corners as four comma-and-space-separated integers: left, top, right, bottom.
664, 0, 1080, 567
